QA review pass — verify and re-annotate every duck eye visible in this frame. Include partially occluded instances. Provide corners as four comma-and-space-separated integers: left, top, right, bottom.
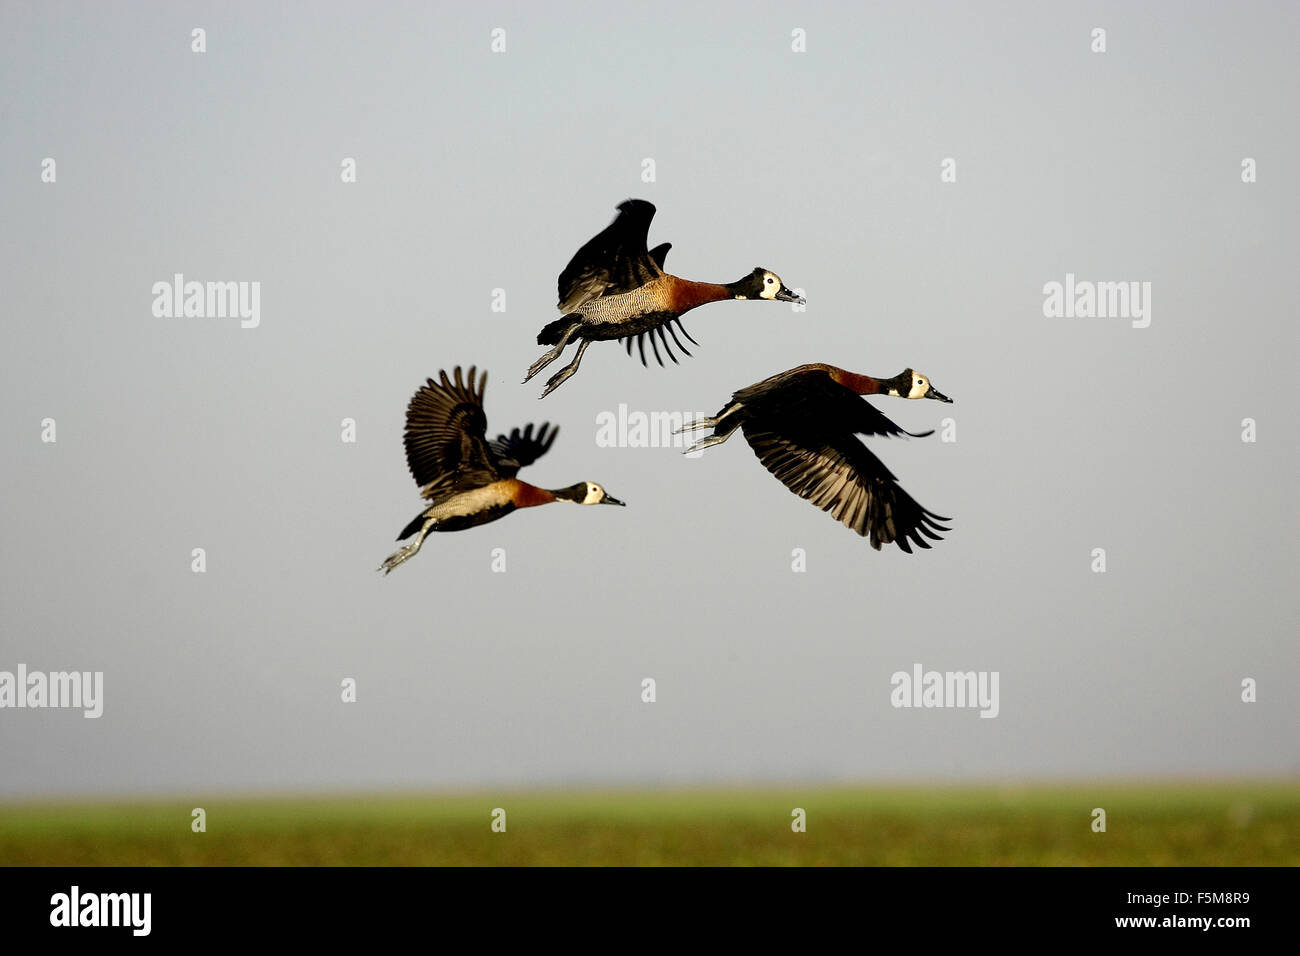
765, 276, 774, 284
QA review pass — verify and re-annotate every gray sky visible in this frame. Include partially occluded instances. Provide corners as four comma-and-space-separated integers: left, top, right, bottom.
1, 0, 1296, 798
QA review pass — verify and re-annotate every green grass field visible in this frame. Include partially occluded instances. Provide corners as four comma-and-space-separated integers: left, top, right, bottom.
1, 781, 1296, 866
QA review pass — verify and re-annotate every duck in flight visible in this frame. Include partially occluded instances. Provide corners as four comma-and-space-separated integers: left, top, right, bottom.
379, 366, 625, 574
524, 199, 805, 398
682, 364, 953, 552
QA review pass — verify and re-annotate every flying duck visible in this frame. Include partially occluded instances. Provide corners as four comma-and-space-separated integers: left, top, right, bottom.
682, 364, 953, 551
524, 199, 805, 397
379, 366, 625, 574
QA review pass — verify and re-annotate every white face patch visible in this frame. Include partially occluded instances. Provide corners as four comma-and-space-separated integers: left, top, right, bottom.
582, 482, 604, 505
908, 373, 930, 400
757, 272, 781, 300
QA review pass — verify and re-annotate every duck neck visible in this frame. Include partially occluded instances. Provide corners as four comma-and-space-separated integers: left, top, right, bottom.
821, 367, 878, 395
508, 480, 558, 508
546, 483, 590, 505
824, 367, 911, 397
674, 278, 734, 312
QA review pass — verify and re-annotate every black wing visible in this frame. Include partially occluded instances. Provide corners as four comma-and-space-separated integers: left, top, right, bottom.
403, 366, 500, 498
742, 426, 950, 552
648, 242, 671, 271
557, 199, 666, 313
734, 367, 933, 439
489, 423, 558, 478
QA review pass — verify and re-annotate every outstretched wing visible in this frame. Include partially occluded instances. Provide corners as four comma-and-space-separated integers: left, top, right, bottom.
403, 366, 500, 498
557, 199, 666, 313
742, 426, 950, 552
489, 422, 558, 478
734, 367, 934, 439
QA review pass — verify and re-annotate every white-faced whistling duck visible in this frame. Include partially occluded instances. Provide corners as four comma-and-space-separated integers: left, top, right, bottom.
681, 364, 953, 552
378, 366, 625, 574
524, 199, 805, 398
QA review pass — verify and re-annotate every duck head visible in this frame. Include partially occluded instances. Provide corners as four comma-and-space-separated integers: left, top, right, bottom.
728, 268, 805, 304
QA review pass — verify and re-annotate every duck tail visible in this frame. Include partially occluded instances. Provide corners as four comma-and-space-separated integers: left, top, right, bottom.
397, 511, 428, 541
537, 314, 577, 345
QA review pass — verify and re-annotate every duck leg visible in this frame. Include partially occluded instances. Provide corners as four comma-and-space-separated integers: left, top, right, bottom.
378, 520, 434, 575
683, 421, 741, 454
524, 322, 579, 383
539, 339, 591, 399
674, 416, 718, 433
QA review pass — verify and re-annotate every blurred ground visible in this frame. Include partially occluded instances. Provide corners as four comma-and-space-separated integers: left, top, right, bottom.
1, 782, 1295, 866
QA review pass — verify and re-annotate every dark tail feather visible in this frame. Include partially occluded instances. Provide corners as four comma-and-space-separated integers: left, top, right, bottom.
397, 512, 429, 541
537, 315, 576, 346
664, 321, 692, 357
674, 319, 699, 346
656, 326, 678, 364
